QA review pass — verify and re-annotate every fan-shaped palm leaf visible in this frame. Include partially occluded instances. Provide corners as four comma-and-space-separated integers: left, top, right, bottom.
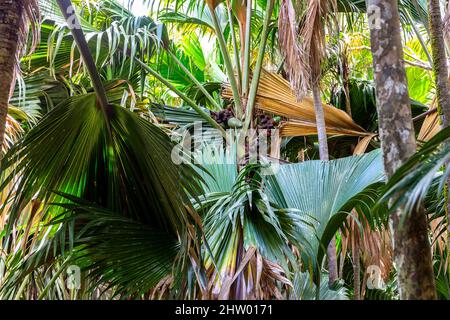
223, 71, 368, 137
264, 149, 385, 281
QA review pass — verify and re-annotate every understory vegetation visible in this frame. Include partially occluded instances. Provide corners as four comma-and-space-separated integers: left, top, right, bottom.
0, 0, 449, 300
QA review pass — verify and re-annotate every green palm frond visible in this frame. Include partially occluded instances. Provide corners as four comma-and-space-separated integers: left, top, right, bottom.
0, 91, 203, 298
190, 144, 301, 298
290, 271, 348, 300
55, 201, 180, 298
264, 149, 385, 281
1, 92, 201, 241
379, 125, 450, 219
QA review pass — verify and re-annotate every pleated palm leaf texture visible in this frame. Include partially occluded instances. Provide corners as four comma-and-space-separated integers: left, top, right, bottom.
191, 144, 299, 299
376, 126, 450, 294
222, 71, 369, 137
380, 124, 450, 221
289, 271, 348, 300
2, 115, 24, 154
263, 149, 385, 282
0, 92, 202, 298
339, 212, 393, 291
418, 99, 441, 142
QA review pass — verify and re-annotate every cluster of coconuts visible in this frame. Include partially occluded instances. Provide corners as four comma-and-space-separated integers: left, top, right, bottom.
211, 107, 242, 129
257, 114, 278, 130
211, 108, 280, 132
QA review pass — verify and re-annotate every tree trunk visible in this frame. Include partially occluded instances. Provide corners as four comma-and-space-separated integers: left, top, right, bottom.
352, 234, 361, 300
341, 48, 352, 117
428, 0, 450, 279
429, 0, 450, 127
312, 84, 329, 160
367, 0, 436, 299
0, 0, 23, 154
312, 83, 338, 285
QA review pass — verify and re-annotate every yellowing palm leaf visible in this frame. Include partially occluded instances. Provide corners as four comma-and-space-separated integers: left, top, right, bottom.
418, 100, 440, 142
223, 71, 368, 137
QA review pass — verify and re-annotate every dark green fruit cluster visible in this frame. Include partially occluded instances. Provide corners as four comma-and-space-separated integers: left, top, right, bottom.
257, 114, 278, 130
211, 107, 234, 125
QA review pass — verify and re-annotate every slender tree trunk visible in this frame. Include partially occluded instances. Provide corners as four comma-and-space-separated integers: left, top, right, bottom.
341, 48, 352, 117
428, 0, 450, 278
312, 83, 338, 285
0, 0, 23, 154
312, 84, 329, 160
367, 0, 436, 299
429, 0, 450, 126
352, 239, 361, 300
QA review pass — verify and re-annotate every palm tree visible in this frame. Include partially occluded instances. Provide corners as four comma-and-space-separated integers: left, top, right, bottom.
0, 0, 38, 155
428, 0, 450, 273
0, 0, 205, 299
428, 0, 450, 127
1, 0, 449, 300
366, 0, 436, 299
278, 0, 339, 285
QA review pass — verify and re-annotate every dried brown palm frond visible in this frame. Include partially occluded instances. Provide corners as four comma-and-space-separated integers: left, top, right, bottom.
205, 0, 224, 10
297, 0, 335, 83
418, 111, 440, 142
222, 71, 368, 137
150, 275, 174, 300
340, 213, 393, 298
280, 120, 366, 137
340, 146, 392, 297
418, 99, 441, 142
2, 114, 24, 153
430, 216, 448, 274
353, 134, 377, 155
278, 0, 337, 99
278, 0, 309, 97
19, 0, 40, 55
204, 247, 292, 300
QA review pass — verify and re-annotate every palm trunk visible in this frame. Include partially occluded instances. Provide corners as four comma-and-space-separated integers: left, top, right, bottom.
312, 83, 338, 285
0, 0, 23, 154
428, 0, 450, 278
352, 236, 361, 300
367, 0, 436, 299
312, 84, 329, 160
342, 49, 352, 117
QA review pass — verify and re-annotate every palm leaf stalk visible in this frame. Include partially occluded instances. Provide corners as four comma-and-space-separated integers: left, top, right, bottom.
0, 0, 206, 298
278, 0, 338, 285
55, 0, 109, 115
133, 57, 226, 136
241, 0, 252, 97
242, 0, 275, 133
226, 0, 242, 90
166, 49, 223, 111
206, 0, 243, 118
405, 9, 433, 64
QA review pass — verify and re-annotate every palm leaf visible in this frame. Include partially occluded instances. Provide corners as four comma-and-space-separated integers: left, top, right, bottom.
289, 271, 348, 300
378, 125, 450, 218
264, 149, 385, 281
222, 71, 368, 137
